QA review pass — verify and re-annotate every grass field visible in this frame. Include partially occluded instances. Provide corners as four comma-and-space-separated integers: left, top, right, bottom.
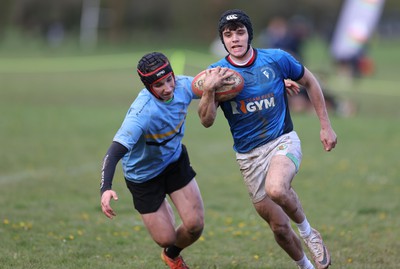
0, 39, 400, 269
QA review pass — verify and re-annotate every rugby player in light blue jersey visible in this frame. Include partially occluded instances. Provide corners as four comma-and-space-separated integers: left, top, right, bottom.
100, 52, 232, 269
198, 9, 337, 269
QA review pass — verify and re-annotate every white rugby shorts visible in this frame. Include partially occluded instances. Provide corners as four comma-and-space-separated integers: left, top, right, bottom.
236, 131, 302, 203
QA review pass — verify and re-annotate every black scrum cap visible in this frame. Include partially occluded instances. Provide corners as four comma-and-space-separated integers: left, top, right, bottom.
218, 9, 253, 45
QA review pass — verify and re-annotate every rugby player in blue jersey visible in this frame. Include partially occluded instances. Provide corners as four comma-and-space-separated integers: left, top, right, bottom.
100, 52, 233, 269
198, 9, 337, 269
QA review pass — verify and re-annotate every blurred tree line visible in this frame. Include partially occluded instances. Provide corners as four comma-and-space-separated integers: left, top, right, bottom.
0, 0, 399, 48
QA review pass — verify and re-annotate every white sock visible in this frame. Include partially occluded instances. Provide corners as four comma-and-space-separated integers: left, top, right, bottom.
295, 253, 315, 269
296, 217, 312, 238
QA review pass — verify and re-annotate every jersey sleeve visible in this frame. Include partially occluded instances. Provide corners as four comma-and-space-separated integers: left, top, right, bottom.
276, 50, 304, 81
113, 97, 151, 151
100, 141, 128, 195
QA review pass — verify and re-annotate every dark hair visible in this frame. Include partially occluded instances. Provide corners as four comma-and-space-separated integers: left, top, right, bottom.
218, 9, 253, 45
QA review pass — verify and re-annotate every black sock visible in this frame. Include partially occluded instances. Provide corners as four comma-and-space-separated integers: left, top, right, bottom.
165, 245, 183, 259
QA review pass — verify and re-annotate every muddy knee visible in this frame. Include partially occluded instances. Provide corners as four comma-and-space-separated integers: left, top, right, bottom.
271, 222, 293, 243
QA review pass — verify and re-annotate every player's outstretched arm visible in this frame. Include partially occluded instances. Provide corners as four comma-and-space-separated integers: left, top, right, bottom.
297, 67, 337, 151
100, 141, 127, 218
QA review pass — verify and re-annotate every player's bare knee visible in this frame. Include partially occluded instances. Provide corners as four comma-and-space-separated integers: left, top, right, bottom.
185, 218, 204, 237
154, 234, 176, 248
266, 185, 288, 204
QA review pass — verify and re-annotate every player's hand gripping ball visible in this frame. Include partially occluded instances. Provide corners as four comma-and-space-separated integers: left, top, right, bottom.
192, 68, 244, 102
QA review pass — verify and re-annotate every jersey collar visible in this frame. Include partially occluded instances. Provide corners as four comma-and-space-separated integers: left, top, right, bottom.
226, 48, 257, 67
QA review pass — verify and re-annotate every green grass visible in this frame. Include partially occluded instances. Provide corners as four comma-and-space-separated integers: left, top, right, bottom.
1, 41, 400, 268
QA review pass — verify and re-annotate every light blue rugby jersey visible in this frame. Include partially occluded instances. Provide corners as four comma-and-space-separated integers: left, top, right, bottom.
113, 75, 197, 183
209, 49, 304, 153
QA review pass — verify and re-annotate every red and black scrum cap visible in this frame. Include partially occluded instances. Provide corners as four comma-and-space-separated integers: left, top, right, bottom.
137, 52, 174, 98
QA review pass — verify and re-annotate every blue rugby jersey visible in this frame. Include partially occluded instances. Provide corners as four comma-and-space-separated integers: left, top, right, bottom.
209, 49, 304, 153
113, 75, 196, 183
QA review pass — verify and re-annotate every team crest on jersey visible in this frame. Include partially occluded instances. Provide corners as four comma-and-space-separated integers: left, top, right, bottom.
261, 67, 276, 81
277, 144, 288, 151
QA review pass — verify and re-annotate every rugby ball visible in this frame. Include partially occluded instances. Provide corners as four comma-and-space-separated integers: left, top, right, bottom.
192, 68, 244, 102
